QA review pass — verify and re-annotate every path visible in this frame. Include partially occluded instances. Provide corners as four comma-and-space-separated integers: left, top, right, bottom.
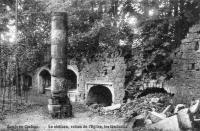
0, 102, 130, 131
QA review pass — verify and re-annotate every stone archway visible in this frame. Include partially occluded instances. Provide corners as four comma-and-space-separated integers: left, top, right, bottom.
86, 85, 113, 106
66, 69, 77, 90
38, 69, 51, 94
67, 65, 79, 89
24, 75, 32, 89
66, 66, 79, 102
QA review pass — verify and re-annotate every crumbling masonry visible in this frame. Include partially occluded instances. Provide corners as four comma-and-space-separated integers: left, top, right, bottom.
45, 12, 126, 118
172, 23, 200, 99
24, 12, 127, 118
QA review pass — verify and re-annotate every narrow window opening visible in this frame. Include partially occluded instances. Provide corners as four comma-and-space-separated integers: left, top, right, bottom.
188, 63, 195, 70
195, 41, 199, 51
191, 63, 195, 70
112, 66, 115, 70
104, 70, 107, 75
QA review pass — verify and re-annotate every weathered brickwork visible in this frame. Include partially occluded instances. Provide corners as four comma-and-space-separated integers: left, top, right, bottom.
79, 57, 126, 104
21, 12, 127, 109
172, 23, 200, 98
28, 56, 126, 105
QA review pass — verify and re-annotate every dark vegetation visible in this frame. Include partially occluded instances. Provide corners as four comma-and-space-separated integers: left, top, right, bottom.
1, 0, 200, 122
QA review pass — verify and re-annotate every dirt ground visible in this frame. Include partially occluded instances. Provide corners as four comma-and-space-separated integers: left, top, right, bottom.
0, 101, 131, 131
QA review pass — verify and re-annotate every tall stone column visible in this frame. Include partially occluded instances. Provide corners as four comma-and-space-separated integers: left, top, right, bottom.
48, 12, 72, 118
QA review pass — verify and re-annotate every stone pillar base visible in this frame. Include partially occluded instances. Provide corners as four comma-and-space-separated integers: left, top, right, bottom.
48, 96, 72, 118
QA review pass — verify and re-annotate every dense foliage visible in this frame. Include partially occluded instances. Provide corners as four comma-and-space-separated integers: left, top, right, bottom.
1, 0, 200, 97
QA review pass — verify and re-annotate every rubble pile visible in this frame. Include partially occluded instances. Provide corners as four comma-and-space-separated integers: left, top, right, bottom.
88, 93, 172, 119
88, 103, 104, 113
138, 99, 199, 131
88, 92, 200, 130
127, 97, 200, 130
121, 93, 173, 119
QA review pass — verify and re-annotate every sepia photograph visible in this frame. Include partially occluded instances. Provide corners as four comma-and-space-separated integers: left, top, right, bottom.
0, 0, 200, 130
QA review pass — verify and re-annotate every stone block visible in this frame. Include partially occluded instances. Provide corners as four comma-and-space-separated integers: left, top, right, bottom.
51, 44, 66, 58
149, 115, 180, 131
189, 25, 200, 33
182, 38, 192, 44
177, 108, 194, 130
48, 104, 61, 114
149, 111, 166, 123
51, 77, 68, 93
187, 33, 200, 40
48, 98, 59, 105
61, 104, 72, 117
51, 58, 67, 77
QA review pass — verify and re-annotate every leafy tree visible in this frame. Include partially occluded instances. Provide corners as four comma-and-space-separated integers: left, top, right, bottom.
120, 0, 200, 98
139, 0, 200, 79
1, 0, 199, 99
14, 0, 51, 73
0, 0, 15, 34
0, 0, 51, 97
0, 0, 16, 90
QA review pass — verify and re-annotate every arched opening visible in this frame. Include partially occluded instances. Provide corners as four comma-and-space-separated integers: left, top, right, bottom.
138, 87, 168, 98
39, 69, 51, 94
66, 69, 77, 90
24, 75, 32, 89
86, 85, 112, 107
195, 41, 199, 51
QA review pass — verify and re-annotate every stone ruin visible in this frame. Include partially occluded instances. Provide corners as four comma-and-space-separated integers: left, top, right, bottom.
171, 22, 200, 98
18, 13, 200, 120
27, 56, 126, 105
22, 12, 127, 118
79, 55, 126, 105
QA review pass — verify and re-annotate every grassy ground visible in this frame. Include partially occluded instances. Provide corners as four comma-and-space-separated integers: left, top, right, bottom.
0, 102, 130, 131
0, 92, 131, 131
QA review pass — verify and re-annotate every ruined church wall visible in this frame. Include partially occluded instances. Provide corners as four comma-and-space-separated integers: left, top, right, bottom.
26, 65, 51, 96
172, 24, 200, 98
26, 57, 126, 104
78, 57, 126, 104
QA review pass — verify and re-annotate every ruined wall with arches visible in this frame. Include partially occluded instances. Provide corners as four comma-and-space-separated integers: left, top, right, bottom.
67, 64, 79, 91
28, 53, 126, 105
32, 64, 79, 94
30, 65, 51, 95
78, 51, 127, 105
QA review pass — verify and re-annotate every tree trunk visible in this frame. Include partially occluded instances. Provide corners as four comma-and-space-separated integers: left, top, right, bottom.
16, 60, 21, 96
1, 71, 6, 112
9, 80, 12, 110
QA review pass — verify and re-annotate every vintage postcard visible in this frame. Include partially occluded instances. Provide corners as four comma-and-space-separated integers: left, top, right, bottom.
0, 0, 200, 131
